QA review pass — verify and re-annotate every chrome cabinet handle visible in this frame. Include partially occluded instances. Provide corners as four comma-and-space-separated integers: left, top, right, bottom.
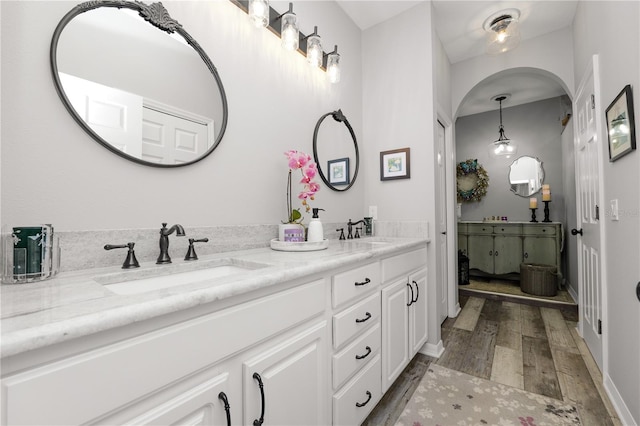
355, 346, 372, 360
355, 312, 372, 323
218, 392, 231, 426
252, 373, 265, 426
355, 278, 371, 286
356, 391, 372, 407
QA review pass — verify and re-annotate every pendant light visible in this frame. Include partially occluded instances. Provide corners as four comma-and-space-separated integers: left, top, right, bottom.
488, 95, 518, 159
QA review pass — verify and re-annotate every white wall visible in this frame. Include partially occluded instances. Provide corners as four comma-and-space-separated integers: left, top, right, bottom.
362, 1, 440, 347
573, 2, 640, 424
1, 0, 363, 231
456, 97, 567, 223
451, 28, 575, 117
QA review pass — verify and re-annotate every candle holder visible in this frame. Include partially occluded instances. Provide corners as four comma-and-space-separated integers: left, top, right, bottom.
530, 208, 538, 223
542, 201, 551, 222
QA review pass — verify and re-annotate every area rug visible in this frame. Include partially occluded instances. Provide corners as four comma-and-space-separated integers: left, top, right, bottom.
396, 364, 580, 426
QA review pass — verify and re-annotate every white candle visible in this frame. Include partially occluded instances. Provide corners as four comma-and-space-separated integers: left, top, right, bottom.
530, 198, 538, 209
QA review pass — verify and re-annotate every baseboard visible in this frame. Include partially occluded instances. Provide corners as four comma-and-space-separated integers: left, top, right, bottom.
567, 283, 578, 304
604, 373, 637, 425
450, 303, 461, 318
420, 340, 444, 358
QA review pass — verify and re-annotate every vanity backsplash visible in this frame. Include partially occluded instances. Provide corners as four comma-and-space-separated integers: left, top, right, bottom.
49, 221, 429, 273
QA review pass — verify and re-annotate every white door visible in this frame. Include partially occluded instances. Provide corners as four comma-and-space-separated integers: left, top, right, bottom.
436, 120, 449, 323
59, 72, 143, 156
408, 267, 428, 357
381, 278, 410, 391
141, 107, 209, 165
574, 55, 604, 369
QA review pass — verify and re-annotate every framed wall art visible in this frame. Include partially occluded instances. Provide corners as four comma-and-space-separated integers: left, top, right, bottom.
605, 84, 636, 162
380, 148, 410, 181
327, 157, 350, 185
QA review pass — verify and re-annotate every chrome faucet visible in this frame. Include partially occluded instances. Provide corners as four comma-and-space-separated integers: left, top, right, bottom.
347, 219, 366, 239
157, 223, 185, 264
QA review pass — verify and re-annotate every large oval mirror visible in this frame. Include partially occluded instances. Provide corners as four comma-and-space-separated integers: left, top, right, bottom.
508, 155, 545, 197
312, 110, 359, 191
50, 1, 228, 167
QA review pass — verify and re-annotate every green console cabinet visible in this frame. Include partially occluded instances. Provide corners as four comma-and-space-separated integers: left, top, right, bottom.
457, 222, 563, 282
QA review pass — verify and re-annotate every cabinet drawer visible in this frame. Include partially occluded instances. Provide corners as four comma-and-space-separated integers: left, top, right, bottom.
381, 247, 427, 283
467, 224, 493, 234
332, 354, 382, 426
333, 292, 381, 349
1, 280, 326, 426
493, 224, 522, 235
333, 323, 381, 390
522, 224, 557, 236
332, 262, 379, 308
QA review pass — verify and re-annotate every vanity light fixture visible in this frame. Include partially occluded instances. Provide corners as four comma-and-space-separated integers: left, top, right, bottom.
280, 3, 299, 51
248, 0, 269, 28
488, 95, 518, 159
326, 45, 340, 83
483, 9, 520, 55
305, 26, 323, 67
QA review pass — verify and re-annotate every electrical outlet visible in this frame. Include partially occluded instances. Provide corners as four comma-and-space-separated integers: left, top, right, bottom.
368, 206, 378, 220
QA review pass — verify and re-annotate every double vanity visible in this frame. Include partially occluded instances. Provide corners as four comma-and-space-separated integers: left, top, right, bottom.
1, 237, 431, 425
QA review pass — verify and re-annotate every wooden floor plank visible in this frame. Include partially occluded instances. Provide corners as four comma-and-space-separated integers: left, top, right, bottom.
521, 304, 547, 339
459, 318, 498, 379
522, 335, 563, 400
453, 296, 484, 331
490, 345, 524, 389
540, 307, 578, 351
436, 327, 473, 372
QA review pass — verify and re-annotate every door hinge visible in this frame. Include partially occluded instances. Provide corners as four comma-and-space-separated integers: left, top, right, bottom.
591, 94, 595, 109
595, 204, 600, 220
598, 319, 602, 335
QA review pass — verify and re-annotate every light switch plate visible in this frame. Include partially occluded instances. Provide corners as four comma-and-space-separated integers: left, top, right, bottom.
368, 206, 378, 220
610, 199, 619, 221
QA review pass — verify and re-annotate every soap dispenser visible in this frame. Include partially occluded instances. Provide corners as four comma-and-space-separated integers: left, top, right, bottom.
307, 208, 325, 242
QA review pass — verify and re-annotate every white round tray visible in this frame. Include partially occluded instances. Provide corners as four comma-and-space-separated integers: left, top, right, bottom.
269, 238, 329, 252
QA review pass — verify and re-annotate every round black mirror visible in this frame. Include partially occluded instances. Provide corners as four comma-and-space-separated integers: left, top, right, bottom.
312, 110, 359, 191
50, 1, 228, 167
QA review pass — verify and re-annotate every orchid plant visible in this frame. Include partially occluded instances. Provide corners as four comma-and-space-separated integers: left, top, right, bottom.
284, 150, 320, 224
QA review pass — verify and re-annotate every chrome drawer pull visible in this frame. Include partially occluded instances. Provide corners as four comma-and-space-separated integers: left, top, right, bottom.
355, 346, 372, 360
355, 278, 371, 286
356, 391, 372, 407
355, 312, 372, 323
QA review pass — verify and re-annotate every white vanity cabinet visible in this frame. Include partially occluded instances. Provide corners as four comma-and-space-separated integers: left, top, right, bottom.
1, 279, 327, 426
330, 262, 382, 425
380, 248, 428, 391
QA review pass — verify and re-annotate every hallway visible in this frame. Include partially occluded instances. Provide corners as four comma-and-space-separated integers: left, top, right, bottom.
364, 292, 620, 425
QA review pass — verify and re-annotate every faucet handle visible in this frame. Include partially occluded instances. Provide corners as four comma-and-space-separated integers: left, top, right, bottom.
336, 228, 345, 240
185, 238, 209, 261
104, 242, 140, 269
355, 227, 362, 239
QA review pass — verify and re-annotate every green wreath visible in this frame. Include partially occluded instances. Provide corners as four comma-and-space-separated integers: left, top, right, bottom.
457, 159, 489, 202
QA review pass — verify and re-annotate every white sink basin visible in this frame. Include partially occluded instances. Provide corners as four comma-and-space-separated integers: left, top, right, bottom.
96, 259, 267, 295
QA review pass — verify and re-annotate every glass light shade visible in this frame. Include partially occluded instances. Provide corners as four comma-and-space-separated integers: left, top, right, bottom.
486, 15, 520, 55
488, 139, 518, 159
248, 0, 269, 28
281, 12, 299, 51
327, 51, 340, 83
306, 34, 323, 67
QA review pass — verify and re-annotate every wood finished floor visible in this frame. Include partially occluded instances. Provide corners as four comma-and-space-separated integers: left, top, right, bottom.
362, 292, 621, 426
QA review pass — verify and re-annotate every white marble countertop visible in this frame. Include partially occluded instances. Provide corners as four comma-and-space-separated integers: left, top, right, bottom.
1, 237, 428, 358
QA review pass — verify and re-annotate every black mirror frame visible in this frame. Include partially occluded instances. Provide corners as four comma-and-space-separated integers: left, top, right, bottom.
50, 0, 228, 168
312, 109, 359, 192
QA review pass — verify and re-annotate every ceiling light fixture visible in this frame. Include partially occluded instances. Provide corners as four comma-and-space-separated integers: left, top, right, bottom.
488, 95, 518, 159
483, 9, 520, 55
